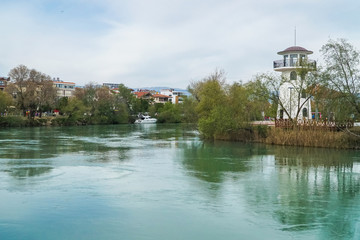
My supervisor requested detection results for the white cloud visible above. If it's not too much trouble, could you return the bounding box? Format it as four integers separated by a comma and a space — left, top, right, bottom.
1, 0, 360, 88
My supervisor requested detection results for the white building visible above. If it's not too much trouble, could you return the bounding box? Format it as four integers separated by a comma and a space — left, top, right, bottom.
274, 46, 316, 120
53, 78, 75, 98
160, 89, 184, 104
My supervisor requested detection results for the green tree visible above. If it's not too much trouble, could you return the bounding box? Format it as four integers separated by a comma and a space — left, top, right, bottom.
0, 91, 13, 114
181, 96, 198, 123
115, 84, 135, 112
156, 102, 182, 123
62, 97, 89, 124
131, 98, 150, 114
191, 70, 252, 139
244, 80, 271, 120
190, 70, 276, 139
56, 97, 69, 114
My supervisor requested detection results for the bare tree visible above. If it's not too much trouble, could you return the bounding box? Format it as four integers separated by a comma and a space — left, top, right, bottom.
255, 61, 318, 121
320, 38, 360, 117
7, 65, 57, 118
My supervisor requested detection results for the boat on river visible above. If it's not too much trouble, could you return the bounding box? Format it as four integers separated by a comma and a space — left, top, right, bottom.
134, 115, 157, 124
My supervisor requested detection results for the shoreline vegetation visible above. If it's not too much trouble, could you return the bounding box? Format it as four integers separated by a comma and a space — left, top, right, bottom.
1, 38, 360, 149
210, 124, 360, 149
1, 115, 359, 149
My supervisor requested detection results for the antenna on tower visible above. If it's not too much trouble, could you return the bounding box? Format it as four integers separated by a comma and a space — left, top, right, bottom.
294, 26, 297, 46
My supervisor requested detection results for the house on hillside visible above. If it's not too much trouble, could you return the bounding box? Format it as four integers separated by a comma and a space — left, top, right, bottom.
273, 46, 316, 120
152, 94, 170, 104
0, 77, 10, 91
103, 83, 121, 89
160, 89, 184, 104
134, 91, 153, 100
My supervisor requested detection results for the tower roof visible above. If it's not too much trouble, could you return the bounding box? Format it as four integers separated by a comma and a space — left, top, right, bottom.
277, 46, 313, 55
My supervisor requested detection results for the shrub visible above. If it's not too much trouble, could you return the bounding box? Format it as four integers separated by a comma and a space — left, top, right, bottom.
0, 116, 27, 127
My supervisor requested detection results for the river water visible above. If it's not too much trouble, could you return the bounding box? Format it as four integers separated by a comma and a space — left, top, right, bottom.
0, 124, 359, 240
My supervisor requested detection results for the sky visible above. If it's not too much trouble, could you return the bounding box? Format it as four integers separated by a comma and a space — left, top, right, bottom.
1, 0, 360, 89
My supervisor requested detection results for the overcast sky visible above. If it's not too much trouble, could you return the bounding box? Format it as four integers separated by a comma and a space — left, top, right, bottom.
0, 0, 360, 88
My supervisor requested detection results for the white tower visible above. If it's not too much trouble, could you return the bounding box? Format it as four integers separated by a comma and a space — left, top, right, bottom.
273, 46, 316, 120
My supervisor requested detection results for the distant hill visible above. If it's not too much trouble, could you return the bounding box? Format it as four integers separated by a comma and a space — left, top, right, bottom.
133, 86, 190, 95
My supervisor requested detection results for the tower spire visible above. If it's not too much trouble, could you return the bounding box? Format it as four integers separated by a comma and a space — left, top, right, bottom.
294, 26, 297, 46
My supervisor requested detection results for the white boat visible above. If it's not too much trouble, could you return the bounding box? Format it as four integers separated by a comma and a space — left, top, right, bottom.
134, 115, 157, 124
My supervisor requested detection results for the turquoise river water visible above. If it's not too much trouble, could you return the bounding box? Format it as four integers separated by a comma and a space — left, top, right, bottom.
0, 124, 360, 240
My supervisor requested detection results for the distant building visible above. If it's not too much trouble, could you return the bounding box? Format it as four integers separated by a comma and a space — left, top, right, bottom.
0, 77, 10, 91
53, 78, 75, 98
134, 91, 152, 100
103, 83, 121, 89
152, 94, 170, 104
160, 89, 184, 104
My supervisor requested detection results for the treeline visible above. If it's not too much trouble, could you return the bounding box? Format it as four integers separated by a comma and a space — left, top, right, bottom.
0, 65, 198, 126
0, 84, 198, 127
54, 85, 198, 125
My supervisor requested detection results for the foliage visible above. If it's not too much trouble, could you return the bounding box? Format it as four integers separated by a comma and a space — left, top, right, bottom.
320, 38, 360, 118
0, 91, 13, 113
6, 65, 57, 118
131, 98, 150, 114
189, 70, 266, 139
181, 96, 198, 123
62, 97, 89, 125
56, 97, 68, 114
0, 116, 26, 127
156, 102, 182, 123
255, 64, 319, 121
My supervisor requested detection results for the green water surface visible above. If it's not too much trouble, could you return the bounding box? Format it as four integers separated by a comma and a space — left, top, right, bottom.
0, 124, 359, 240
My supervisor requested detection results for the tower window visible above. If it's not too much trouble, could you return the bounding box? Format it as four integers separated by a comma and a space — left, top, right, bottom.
290, 54, 298, 66
302, 108, 308, 118
301, 90, 306, 98
280, 109, 284, 119
290, 71, 297, 80
300, 54, 306, 65
283, 55, 289, 67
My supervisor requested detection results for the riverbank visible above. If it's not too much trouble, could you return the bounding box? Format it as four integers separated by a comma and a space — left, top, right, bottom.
1, 116, 359, 149
201, 124, 360, 149
0, 115, 131, 127
262, 127, 360, 149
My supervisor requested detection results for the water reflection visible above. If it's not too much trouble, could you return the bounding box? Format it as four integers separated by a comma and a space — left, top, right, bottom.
2, 126, 136, 158
0, 126, 135, 180
181, 141, 260, 183
252, 146, 360, 239
8, 166, 53, 178
181, 141, 360, 239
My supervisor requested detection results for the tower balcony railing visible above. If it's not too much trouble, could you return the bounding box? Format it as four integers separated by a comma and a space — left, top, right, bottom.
273, 59, 316, 69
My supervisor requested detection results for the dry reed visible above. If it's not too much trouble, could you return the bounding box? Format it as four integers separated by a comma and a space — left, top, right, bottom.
262, 127, 360, 149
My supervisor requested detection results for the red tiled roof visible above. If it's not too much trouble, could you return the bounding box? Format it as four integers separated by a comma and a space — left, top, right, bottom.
0, 77, 10, 81
134, 91, 152, 98
53, 81, 75, 85
152, 94, 170, 98
278, 46, 313, 55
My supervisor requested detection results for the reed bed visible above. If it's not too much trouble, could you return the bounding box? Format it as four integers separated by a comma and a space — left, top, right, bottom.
262, 127, 360, 149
